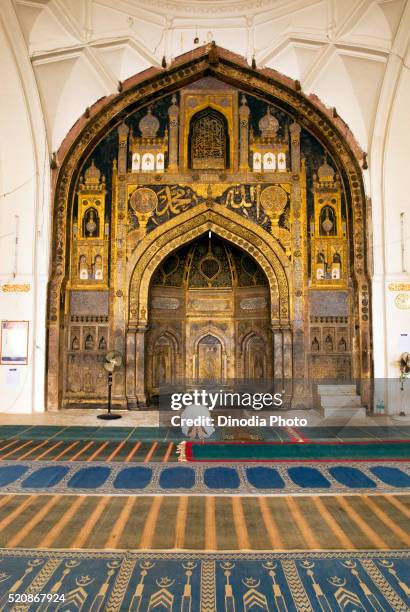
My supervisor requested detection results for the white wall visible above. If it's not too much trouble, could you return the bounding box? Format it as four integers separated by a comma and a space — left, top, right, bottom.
370, 3, 410, 414
0, 2, 49, 413
378, 50, 410, 413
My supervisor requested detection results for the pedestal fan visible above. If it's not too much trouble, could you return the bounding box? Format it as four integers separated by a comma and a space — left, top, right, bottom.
399, 352, 410, 417
97, 351, 123, 420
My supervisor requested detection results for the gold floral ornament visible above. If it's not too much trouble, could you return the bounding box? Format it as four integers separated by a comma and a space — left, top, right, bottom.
395, 293, 410, 309
1, 284, 30, 292
130, 187, 158, 236
260, 185, 287, 224
260, 185, 291, 256
389, 283, 410, 292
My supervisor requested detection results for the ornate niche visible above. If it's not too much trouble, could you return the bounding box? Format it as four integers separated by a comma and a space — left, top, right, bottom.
71, 161, 109, 287
64, 290, 109, 405
188, 107, 229, 170
129, 107, 168, 173
310, 160, 348, 288
243, 333, 267, 380
308, 290, 351, 381
179, 86, 237, 173
197, 334, 224, 381
250, 107, 288, 172
152, 333, 176, 389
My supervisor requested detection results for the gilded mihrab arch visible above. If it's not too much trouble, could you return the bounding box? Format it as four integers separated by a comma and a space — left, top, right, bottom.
47, 44, 372, 411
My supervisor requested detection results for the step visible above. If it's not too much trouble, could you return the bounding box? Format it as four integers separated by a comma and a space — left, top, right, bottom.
320, 395, 362, 408
317, 385, 357, 395
323, 406, 367, 419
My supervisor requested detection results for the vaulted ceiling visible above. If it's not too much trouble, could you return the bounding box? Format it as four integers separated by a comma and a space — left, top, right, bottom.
13, 0, 409, 152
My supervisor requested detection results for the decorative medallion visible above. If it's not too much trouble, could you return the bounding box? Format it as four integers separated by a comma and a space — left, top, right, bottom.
260, 186, 287, 221
395, 293, 410, 309
130, 188, 158, 214
321, 209, 334, 234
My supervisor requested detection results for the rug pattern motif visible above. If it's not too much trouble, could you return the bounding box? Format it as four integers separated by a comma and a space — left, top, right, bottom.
0, 460, 408, 495
0, 550, 408, 611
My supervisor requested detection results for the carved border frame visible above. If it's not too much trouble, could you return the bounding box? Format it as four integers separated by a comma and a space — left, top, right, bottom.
47, 45, 371, 409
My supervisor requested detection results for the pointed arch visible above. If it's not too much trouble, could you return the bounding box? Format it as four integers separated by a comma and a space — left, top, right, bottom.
128, 203, 290, 327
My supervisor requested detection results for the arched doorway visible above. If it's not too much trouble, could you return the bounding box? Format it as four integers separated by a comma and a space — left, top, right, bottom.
145, 233, 273, 402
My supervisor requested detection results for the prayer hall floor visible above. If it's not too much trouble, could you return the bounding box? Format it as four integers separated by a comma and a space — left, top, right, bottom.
0, 416, 408, 610
0, 493, 408, 551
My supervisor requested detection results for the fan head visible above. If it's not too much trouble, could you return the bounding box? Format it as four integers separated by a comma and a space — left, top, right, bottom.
104, 351, 123, 371
400, 352, 410, 375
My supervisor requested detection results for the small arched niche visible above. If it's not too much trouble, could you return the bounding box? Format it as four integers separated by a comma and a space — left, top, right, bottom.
188, 107, 229, 170
319, 205, 337, 236
197, 334, 223, 381
243, 333, 266, 380
82, 207, 100, 238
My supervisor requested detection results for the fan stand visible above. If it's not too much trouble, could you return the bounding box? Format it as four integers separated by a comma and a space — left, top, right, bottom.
98, 372, 122, 420
392, 374, 410, 421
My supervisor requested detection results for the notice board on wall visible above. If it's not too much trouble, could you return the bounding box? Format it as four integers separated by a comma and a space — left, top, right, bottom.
0, 321, 29, 365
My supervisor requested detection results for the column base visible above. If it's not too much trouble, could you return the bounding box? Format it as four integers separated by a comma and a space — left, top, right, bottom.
127, 395, 148, 410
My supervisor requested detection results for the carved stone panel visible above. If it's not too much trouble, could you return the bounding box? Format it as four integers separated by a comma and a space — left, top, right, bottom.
70, 291, 109, 315
310, 291, 348, 317
240, 297, 267, 310
151, 297, 180, 310
197, 335, 223, 381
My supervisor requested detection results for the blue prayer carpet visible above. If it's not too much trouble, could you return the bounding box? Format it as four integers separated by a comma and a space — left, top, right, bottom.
288, 466, 332, 488
0, 460, 408, 495
245, 466, 285, 489
113, 466, 153, 490
0, 549, 408, 611
328, 466, 377, 489
203, 467, 241, 489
